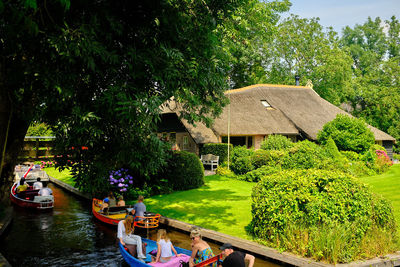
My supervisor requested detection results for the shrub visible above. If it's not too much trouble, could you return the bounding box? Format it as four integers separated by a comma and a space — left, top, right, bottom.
231, 156, 254, 175
201, 143, 233, 163
317, 114, 375, 153
282, 140, 327, 170
341, 150, 360, 161
374, 150, 393, 173
250, 169, 396, 263
243, 165, 281, 182
164, 151, 204, 191
323, 137, 342, 160
215, 165, 235, 177
250, 150, 270, 169
260, 134, 294, 150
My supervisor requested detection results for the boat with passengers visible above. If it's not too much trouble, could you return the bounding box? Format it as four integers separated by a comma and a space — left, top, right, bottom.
10, 164, 54, 210
119, 238, 222, 267
92, 198, 161, 228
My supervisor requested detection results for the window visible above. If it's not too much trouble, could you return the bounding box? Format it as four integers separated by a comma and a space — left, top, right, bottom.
260, 100, 271, 108
183, 136, 189, 150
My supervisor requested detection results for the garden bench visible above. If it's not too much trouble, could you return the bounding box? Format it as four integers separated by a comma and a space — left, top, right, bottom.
200, 154, 219, 171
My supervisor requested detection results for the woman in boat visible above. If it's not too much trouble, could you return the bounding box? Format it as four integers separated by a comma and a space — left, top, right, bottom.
189, 229, 217, 267
117, 215, 146, 260
151, 229, 181, 263
108, 192, 116, 207
16, 178, 29, 197
117, 195, 125, 206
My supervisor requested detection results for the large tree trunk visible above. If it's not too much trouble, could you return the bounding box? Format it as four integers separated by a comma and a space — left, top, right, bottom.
0, 90, 30, 203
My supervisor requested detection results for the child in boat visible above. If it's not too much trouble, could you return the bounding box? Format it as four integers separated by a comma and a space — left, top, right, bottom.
100, 198, 109, 212
117, 195, 125, 206
151, 229, 181, 263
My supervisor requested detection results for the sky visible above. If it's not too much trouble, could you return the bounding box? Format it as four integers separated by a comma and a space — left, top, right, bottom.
282, 0, 400, 34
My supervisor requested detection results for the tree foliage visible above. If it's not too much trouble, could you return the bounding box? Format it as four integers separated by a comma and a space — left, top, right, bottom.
1, 0, 284, 195
317, 114, 375, 153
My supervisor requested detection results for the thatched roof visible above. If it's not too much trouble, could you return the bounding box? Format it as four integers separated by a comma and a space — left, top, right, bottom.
161, 84, 395, 143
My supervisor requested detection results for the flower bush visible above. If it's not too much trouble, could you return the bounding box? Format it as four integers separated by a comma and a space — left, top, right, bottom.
375, 150, 393, 173
108, 168, 134, 193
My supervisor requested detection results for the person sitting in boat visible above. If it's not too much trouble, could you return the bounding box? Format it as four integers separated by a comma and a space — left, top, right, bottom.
16, 178, 29, 197
131, 195, 146, 220
151, 229, 182, 263
38, 182, 53, 196
189, 228, 217, 267
100, 198, 109, 213
108, 192, 116, 207
218, 243, 255, 267
117, 195, 125, 206
117, 215, 147, 261
33, 177, 43, 190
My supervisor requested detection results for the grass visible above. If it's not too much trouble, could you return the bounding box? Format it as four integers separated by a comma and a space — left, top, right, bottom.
146, 175, 254, 239
360, 163, 400, 233
44, 167, 76, 187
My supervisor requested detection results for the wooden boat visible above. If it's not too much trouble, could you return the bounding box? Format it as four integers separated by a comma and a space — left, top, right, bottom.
119, 238, 222, 267
92, 198, 131, 225
10, 183, 54, 210
92, 198, 161, 227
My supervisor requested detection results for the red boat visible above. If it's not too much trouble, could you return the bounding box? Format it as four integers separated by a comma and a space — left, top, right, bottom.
10, 183, 54, 210
92, 198, 130, 225
92, 198, 161, 228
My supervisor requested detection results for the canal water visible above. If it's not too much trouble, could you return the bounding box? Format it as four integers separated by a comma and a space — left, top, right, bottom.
0, 183, 280, 266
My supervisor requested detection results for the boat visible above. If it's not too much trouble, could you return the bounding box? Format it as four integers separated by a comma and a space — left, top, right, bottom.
10, 182, 54, 210
92, 198, 130, 225
92, 198, 161, 227
119, 238, 222, 267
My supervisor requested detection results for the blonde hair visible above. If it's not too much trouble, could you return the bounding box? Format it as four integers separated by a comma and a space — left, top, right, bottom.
157, 229, 169, 242
118, 195, 124, 201
138, 195, 144, 201
190, 229, 202, 239
124, 215, 135, 234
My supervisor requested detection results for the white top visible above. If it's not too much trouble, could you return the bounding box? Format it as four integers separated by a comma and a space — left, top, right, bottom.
33, 181, 43, 189
159, 239, 173, 257
39, 187, 52, 196
117, 220, 128, 240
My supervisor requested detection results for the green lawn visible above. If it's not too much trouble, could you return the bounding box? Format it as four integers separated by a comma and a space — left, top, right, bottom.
45, 167, 76, 187
146, 175, 254, 240
360, 163, 400, 233
44, 163, 400, 241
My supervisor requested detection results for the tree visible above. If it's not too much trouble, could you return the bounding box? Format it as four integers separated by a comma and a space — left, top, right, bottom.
317, 114, 375, 153
218, 0, 290, 88
341, 16, 400, 149
1, 0, 288, 198
264, 15, 354, 105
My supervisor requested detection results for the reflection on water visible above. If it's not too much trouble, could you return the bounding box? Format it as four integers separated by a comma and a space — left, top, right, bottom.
0, 183, 280, 266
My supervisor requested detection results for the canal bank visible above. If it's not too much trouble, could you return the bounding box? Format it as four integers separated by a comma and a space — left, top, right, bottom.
0, 207, 12, 267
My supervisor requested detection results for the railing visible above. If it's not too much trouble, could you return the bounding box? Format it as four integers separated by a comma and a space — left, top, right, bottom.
19, 136, 56, 161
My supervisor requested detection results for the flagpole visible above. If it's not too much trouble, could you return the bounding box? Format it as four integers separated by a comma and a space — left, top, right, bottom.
227, 91, 231, 170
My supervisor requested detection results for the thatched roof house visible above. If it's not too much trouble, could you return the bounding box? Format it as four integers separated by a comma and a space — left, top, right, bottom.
158, 84, 395, 156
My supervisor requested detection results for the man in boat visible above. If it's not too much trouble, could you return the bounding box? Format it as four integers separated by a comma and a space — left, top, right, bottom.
218, 243, 255, 267
131, 195, 146, 220
33, 178, 43, 190
38, 182, 53, 196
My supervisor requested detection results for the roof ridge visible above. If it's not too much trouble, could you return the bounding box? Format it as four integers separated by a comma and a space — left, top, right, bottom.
226, 84, 309, 94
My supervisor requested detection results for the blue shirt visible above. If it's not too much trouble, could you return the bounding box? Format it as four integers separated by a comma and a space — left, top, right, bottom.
133, 202, 146, 217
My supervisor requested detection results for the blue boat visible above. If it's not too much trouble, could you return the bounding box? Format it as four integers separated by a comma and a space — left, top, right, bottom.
119, 238, 191, 267
119, 238, 222, 267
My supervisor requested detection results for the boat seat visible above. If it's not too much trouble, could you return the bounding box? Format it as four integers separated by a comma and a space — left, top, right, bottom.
102, 205, 133, 215
21, 189, 40, 200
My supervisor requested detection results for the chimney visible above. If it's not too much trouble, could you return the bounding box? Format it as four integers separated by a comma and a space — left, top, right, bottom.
295, 75, 300, 86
